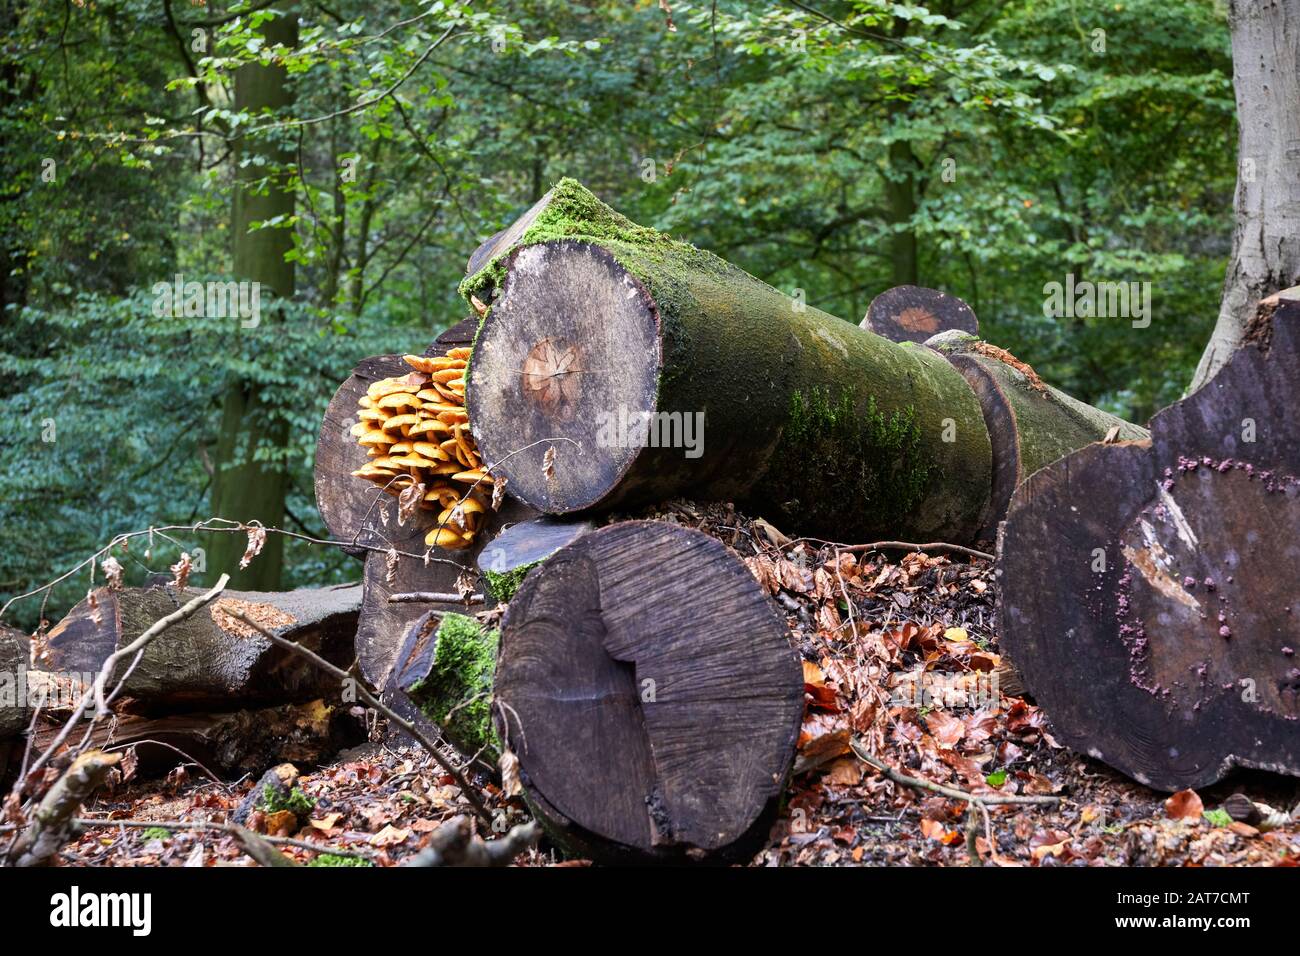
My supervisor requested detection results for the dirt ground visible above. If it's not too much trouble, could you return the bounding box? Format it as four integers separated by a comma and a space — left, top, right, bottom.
54, 502, 1300, 867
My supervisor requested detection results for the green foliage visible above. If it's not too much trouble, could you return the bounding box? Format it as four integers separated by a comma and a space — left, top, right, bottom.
0, 0, 1240, 621
140, 827, 173, 841
259, 783, 316, 817
1203, 808, 1232, 828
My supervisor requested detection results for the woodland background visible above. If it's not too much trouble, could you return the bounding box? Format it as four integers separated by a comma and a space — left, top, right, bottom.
0, 0, 1236, 627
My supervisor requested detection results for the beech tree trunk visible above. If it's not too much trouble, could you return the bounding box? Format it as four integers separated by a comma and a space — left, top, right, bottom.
1190, 0, 1300, 392
464, 180, 994, 544
999, 290, 1300, 791
207, 4, 298, 588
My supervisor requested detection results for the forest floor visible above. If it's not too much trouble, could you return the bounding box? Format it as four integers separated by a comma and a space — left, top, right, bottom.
54, 502, 1300, 867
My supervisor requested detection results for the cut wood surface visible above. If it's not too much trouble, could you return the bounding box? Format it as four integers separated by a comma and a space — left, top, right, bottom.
862, 284, 979, 344
493, 520, 803, 863
475, 516, 594, 601
32, 583, 361, 711
999, 290, 1300, 791
465, 180, 993, 544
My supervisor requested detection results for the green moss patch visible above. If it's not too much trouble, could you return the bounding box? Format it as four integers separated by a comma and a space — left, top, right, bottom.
408, 613, 500, 758
259, 784, 315, 817
308, 853, 372, 867
483, 560, 542, 603
761, 386, 932, 535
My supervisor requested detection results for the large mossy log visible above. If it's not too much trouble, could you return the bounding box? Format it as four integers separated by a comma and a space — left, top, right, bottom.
928, 331, 1148, 537
999, 288, 1300, 791
32, 584, 361, 711
464, 179, 994, 544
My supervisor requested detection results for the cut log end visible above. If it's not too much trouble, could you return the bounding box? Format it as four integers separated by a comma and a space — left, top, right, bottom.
999, 296, 1300, 791
862, 285, 978, 344
467, 240, 661, 515
492, 520, 802, 863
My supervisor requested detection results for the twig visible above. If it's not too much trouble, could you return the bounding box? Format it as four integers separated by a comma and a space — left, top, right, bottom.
849, 738, 1059, 806
403, 815, 541, 867
9, 750, 121, 867
388, 591, 484, 605
812, 539, 994, 561
225, 610, 492, 826
17, 574, 231, 787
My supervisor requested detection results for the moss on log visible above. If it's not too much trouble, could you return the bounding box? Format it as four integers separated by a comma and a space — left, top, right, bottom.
465, 179, 993, 543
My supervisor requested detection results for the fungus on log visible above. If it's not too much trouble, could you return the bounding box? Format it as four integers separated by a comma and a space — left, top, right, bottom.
464, 179, 994, 544
315, 319, 534, 689
862, 285, 979, 344
929, 331, 1148, 538
492, 520, 803, 863
32, 584, 361, 711
998, 288, 1300, 791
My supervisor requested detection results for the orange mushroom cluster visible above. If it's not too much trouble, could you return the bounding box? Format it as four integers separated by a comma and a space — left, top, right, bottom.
350, 349, 492, 550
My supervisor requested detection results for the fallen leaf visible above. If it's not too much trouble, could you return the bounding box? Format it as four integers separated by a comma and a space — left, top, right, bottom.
1165, 789, 1204, 820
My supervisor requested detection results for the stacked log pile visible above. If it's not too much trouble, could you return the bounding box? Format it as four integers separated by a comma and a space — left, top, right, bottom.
8, 179, 1295, 866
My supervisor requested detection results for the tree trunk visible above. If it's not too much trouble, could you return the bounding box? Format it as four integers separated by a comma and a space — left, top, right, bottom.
32, 583, 360, 711
862, 285, 979, 344
207, 4, 298, 589
466, 520, 801, 864
464, 180, 994, 544
999, 290, 1300, 791
28, 700, 358, 776
1190, 0, 1300, 392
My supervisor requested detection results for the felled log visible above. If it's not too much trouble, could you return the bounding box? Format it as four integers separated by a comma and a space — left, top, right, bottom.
492, 520, 803, 864
928, 331, 1148, 537
862, 285, 979, 344
32, 584, 361, 711
27, 700, 358, 776
464, 179, 994, 544
999, 288, 1300, 791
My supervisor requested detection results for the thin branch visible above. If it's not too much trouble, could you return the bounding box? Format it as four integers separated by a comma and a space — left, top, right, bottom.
17, 575, 231, 788
224, 610, 492, 825
850, 737, 1059, 806
388, 591, 484, 605
74, 817, 377, 864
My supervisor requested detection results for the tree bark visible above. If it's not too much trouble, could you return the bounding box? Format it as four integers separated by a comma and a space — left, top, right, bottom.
928, 332, 1148, 538
28, 700, 359, 776
999, 290, 1300, 790
32, 583, 360, 711
1190, 0, 1300, 392
207, 4, 298, 588
464, 180, 994, 544
0, 624, 29, 738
